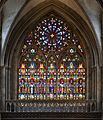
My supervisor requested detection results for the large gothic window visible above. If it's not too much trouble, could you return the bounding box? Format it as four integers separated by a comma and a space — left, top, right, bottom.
18, 15, 86, 100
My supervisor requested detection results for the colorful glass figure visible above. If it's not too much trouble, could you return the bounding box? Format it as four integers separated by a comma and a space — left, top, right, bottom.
37, 63, 46, 99
58, 64, 67, 99
47, 64, 56, 99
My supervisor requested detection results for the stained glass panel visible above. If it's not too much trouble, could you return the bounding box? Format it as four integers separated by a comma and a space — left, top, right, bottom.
18, 15, 86, 100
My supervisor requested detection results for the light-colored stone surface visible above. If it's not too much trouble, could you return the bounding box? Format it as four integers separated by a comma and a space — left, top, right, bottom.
78, 0, 101, 47
16, 0, 45, 21
2, 0, 26, 49
59, 0, 89, 25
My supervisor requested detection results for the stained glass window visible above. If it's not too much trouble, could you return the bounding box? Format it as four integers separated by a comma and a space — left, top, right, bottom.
18, 15, 86, 100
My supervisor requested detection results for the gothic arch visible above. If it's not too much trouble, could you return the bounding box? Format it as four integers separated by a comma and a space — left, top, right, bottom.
2, 0, 101, 111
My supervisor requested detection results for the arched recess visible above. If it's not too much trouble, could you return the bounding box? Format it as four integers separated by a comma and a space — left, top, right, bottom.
2, 0, 101, 111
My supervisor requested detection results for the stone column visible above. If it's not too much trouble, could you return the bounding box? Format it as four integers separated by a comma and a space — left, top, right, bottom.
0, 66, 2, 111
88, 66, 97, 100
91, 66, 97, 100
88, 66, 92, 99
101, 13, 103, 115
0, 8, 2, 112
96, 65, 102, 111
10, 64, 16, 100
1, 66, 6, 111
101, 67, 103, 118
89, 64, 102, 111
5, 66, 11, 100
1, 65, 11, 111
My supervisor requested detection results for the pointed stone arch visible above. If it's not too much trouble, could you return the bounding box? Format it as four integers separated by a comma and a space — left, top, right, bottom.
1, 0, 101, 111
